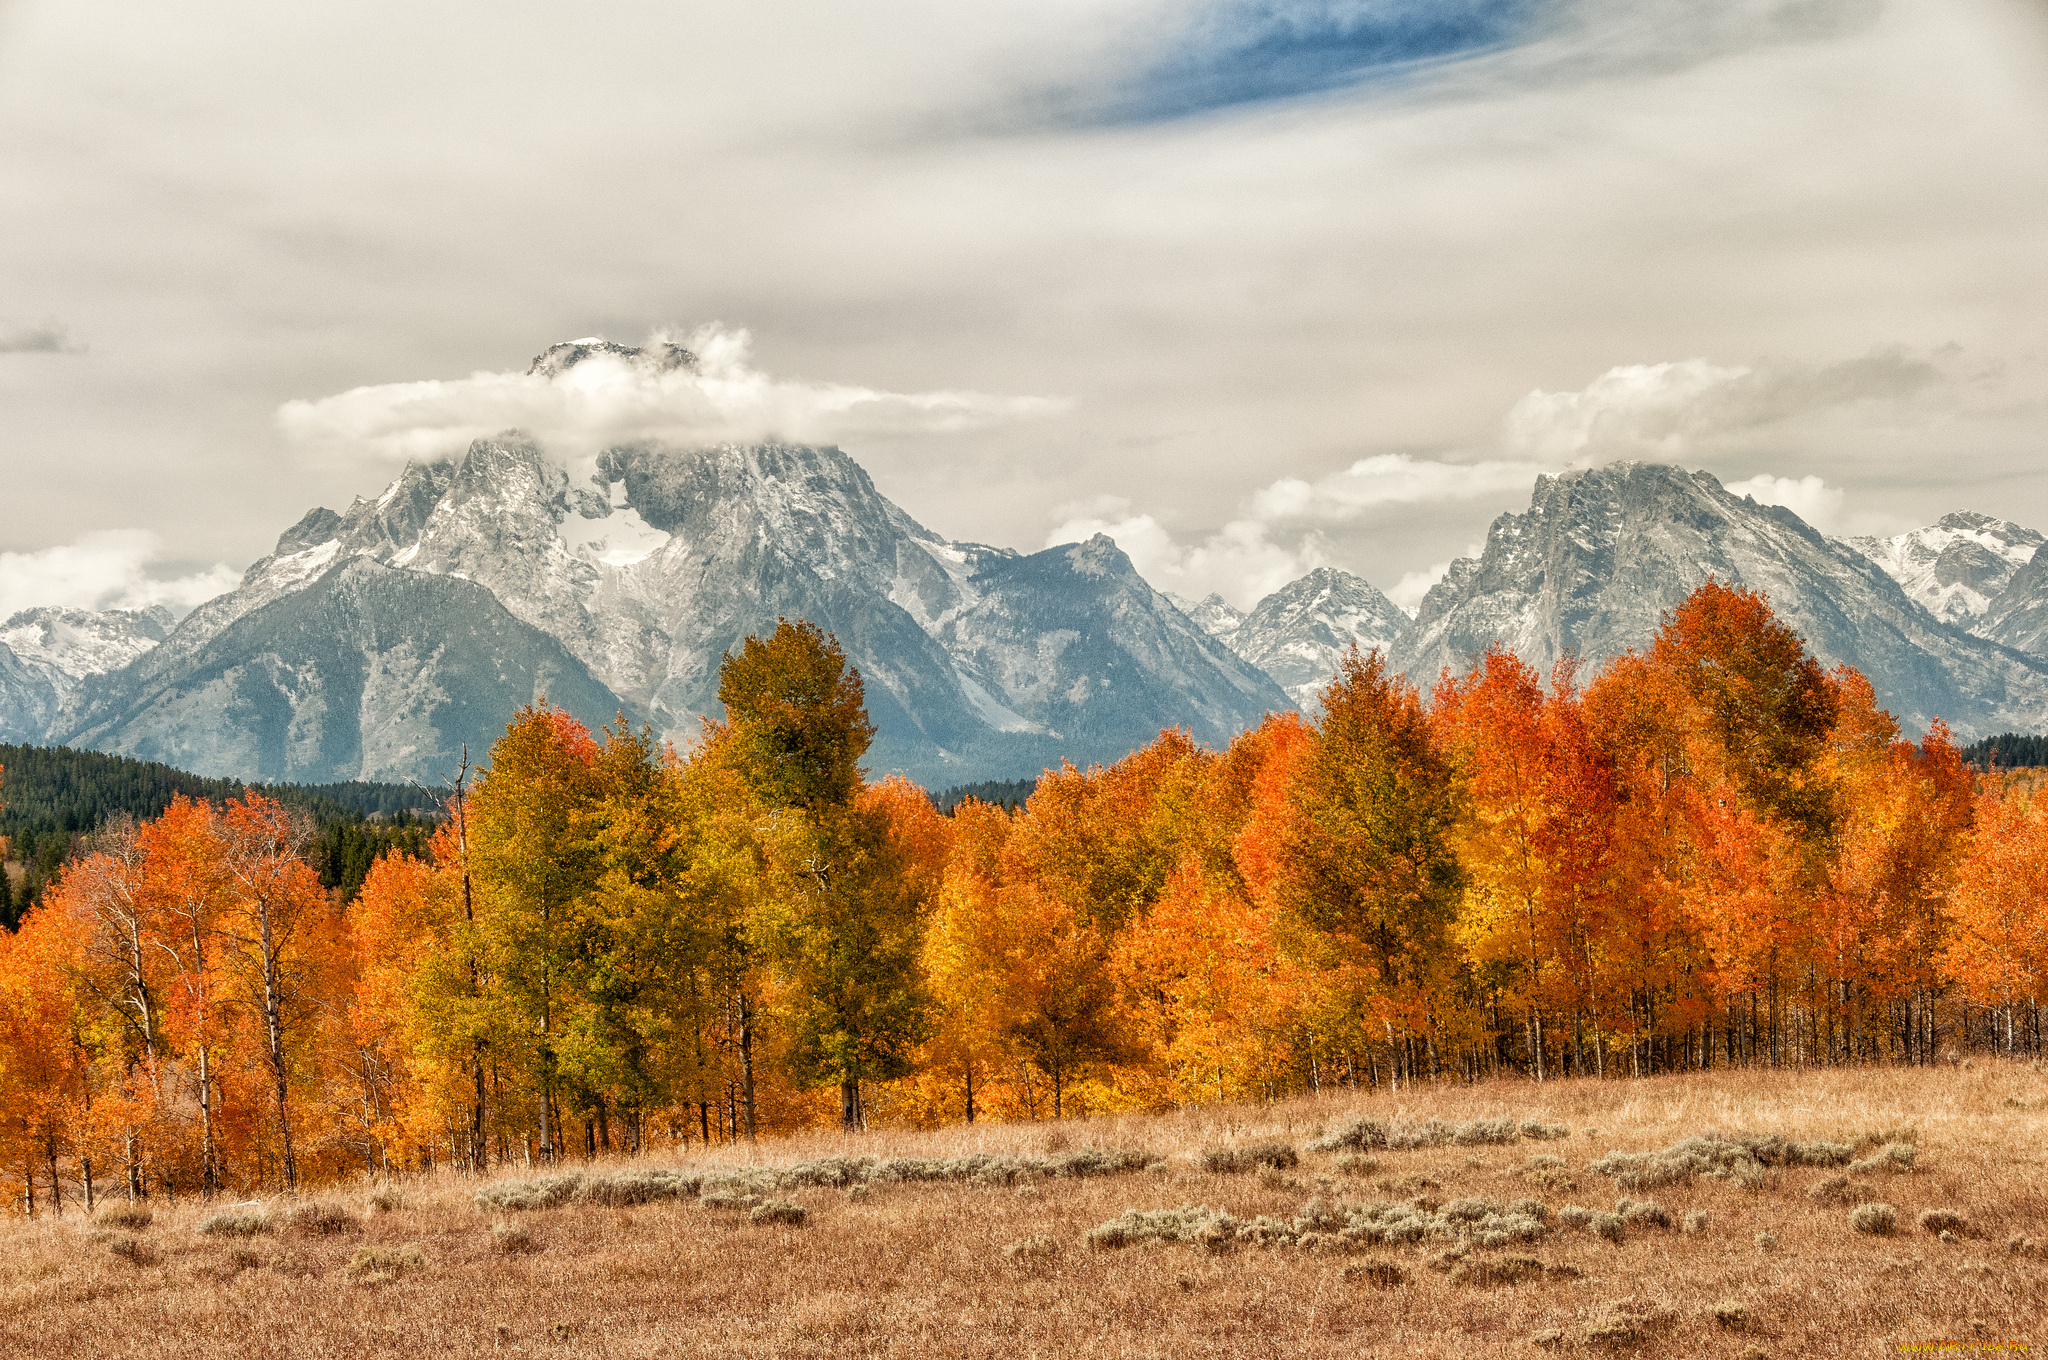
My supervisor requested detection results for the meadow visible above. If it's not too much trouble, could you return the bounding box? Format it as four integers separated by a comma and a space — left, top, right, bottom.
2, 1061, 2041, 1359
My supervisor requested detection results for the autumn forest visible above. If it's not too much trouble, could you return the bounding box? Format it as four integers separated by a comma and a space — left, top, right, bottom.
2, 582, 2045, 1213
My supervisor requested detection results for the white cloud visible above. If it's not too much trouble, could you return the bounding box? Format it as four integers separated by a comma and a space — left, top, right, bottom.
1387, 546, 1482, 614
1248, 453, 1551, 522
1046, 497, 1320, 609
1049, 456, 1548, 609
0, 532, 238, 620
278, 324, 1068, 463
1722, 473, 1848, 533
1505, 350, 1944, 461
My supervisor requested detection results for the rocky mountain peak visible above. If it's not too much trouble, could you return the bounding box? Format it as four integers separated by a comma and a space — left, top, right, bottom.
527, 337, 698, 379
1166, 592, 1247, 640
1225, 566, 1410, 711
1392, 461, 2048, 740
1845, 511, 2045, 629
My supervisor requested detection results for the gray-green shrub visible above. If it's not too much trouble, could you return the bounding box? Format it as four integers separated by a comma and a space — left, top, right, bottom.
198, 1209, 270, 1238
1850, 1202, 1898, 1235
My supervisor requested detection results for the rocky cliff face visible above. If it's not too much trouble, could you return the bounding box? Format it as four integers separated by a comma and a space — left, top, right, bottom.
1390, 462, 2048, 739
1217, 568, 1410, 710
1846, 512, 2045, 630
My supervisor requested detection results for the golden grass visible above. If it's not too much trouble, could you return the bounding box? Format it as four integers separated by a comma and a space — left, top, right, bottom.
2, 1060, 2043, 1357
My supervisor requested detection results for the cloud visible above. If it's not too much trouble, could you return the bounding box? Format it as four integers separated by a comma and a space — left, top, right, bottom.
0, 321, 82, 354
1722, 472, 1851, 534
1046, 496, 1323, 608
278, 324, 1068, 463
1505, 349, 1944, 460
1386, 546, 1482, 613
0, 532, 239, 620
1248, 453, 1551, 522
1050, 455, 1547, 609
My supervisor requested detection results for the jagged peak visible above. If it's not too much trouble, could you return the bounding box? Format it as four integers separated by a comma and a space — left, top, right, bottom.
527, 337, 698, 380
1063, 532, 1135, 579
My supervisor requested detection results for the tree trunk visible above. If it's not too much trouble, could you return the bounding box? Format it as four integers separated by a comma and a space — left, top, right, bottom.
256, 892, 298, 1191
739, 991, 758, 1141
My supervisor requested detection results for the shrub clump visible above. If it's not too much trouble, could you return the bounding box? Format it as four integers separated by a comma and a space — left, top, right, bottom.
369, 1186, 403, 1213
1589, 1130, 1850, 1191
1202, 1141, 1299, 1174
1809, 1174, 1855, 1204
1755, 1231, 1777, 1251
474, 1146, 1159, 1213
1087, 1193, 1548, 1254
1682, 1209, 1709, 1235
1309, 1115, 1568, 1154
1334, 1153, 1380, 1175
198, 1209, 271, 1238
492, 1222, 537, 1254
1592, 1213, 1626, 1243
107, 1235, 159, 1267
1919, 1208, 1966, 1236
1849, 1202, 1898, 1236
1557, 1205, 1593, 1231
284, 1201, 355, 1236
1849, 1142, 1918, 1176
346, 1245, 425, 1284
749, 1200, 806, 1227
1584, 1298, 1677, 1348
1003, 1235, 1061, 1262
1712, 1300, 1749, 1329
1616, 1198, 1671, 1229
95, 1204, 153, 1231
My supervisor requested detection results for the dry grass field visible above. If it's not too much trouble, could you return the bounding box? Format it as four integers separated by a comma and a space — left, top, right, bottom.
3, 1061, 2044, 1359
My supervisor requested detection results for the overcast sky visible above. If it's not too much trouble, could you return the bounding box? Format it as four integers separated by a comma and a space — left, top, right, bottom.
1, 0, 2044, 617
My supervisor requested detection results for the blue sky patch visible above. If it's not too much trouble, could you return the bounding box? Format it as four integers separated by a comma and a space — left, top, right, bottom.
1088, 0, 1541, 125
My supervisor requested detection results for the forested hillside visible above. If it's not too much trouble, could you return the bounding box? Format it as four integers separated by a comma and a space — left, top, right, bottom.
2, 587, 2044, 1209
0, 744, 441, 927
1961, 732, 2048, 768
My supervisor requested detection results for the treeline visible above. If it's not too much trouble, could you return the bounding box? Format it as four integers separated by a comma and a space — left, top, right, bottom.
0, 744, 441, 926
929, 779, 1035, 814
1961, 732, 2048, 770
4, 586, 2047, 1212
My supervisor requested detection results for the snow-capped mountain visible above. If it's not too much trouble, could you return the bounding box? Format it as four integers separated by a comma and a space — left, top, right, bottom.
1391, 463, 2048, 739
1845, 512, 2045, 630
1165, 592, 1247, 641
0, 606, 177, 742
1218, 568, 1410, 710
55, 340, 1288, 783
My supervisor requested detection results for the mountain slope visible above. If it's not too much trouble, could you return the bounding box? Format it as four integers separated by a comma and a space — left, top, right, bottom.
1846, 512, 2045, 631
1980, 546, 2048, 658
1224, 567, 1410, 709
62, 560, 627, 783
0, 606, 176, 741
1390, 462, 2048, 739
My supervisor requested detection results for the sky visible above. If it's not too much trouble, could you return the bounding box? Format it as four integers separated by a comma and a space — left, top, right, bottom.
0, 0, 2044, 618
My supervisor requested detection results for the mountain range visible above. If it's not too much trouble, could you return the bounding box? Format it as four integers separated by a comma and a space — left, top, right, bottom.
7, 340, 2047, 785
